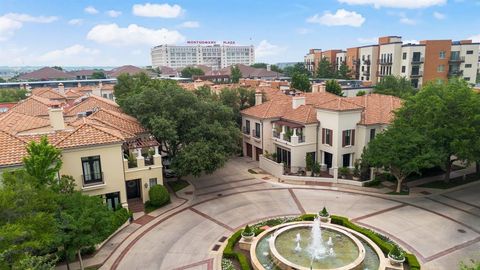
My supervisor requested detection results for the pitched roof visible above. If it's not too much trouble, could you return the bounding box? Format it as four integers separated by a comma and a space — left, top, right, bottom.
54, 122, 124, 149
315, 98, 364, 112
0, 111, 51, 133
10, 95, 61, 116
347, 94, 403, 125
0, 130, 27, 167
17, 67, 75, 80
64, 89, 83, 99
107, 65, 147, 78
212, 64, 282, 78
66, 95, 121, 116
31, 88, 67, 100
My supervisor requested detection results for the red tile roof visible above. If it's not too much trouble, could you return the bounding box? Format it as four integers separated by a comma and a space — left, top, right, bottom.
10, 95, 61, 116
17, 67, 75, 81
0, 130, 28, 167
65, 95, 121, 116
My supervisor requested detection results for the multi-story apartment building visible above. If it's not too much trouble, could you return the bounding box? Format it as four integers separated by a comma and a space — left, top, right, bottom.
307, 36, 480, 87
335, 51, 347, 70
240, 88, 401, 173
0, 91, 163, 211
151, 43, 255, 70
304, 49, 322, 73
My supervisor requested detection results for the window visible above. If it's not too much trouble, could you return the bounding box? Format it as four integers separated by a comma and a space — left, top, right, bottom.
465, 64, 472, 68
149, 178, 158, 187
342, 154, 351, 167
466, 50, 474, 55
370, 129, 376, 140
401, 66, 406, 73
81, 156, 103, 185
439, 51, 446, 59
254, 123, 261, 138
402, 52, 407, 60
244, 120, 250, 134
465, 77, 471, 81
437, 65, 445, 72
103, 192, 120, 210
342, 129, 355, 147
322, 128, 333, 146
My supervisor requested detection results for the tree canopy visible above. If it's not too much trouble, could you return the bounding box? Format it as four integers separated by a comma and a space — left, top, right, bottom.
23, 137, 62, 187
315, 57, 335, 78
181, 67, 205, 78
115, 75, 240, 177
374, 75, 416, 98
336, 62, 352, 80
250, 63, 267, 69
230, 65, 242, 83
283, 63, 311, 77
0, 88, 28, 102
325, 80, 343, 96
90, 71, 106, 79
291, 72, 311, 92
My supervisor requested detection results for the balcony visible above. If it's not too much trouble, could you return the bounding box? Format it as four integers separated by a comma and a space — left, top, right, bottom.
449, 56, 465, 63
242, 126, 250, 135
82, 172, 104, 187
410, 71, 423, 78
283, 133, 291, 142
378, 59, 393, 65
252, 129, 261, 139
411, 57, 424, 64
352, 59, 360, 65
298, 135, 305, 143
273, 130, 280, 138
363, 70, 371, 76
448, 70, 463, 77
363, 59, 371, 65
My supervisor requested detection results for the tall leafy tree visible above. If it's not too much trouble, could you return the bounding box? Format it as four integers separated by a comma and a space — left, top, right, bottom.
270, 65, 283, 73
90, 71, 106, 79
250, 63, 267, 69
337, 62, 352, 80
230, 65, 242, 83
115, 75, 240, 178
315, 57, 335, 78
284, 63, 310, 77
325, 80, 343, 96
394, 79, 480, 182
291, 72, 311, 92
181, 67, 205, 78
374, 75, 416, 98
23, 137, 62, 187
0, 88, 28, 102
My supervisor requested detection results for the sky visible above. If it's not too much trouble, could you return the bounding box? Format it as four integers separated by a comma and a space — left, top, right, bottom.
0, 0, 479, 67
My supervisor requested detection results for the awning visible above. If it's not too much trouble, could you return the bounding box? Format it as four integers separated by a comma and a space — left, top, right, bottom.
123, 136, 159, 150
272, 120, 304, 128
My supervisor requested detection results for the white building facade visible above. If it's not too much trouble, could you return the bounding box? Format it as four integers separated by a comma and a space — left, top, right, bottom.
151, 43, 255, 70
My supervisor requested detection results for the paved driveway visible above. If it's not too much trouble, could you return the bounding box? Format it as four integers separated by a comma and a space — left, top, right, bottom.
111, 158, 480, 270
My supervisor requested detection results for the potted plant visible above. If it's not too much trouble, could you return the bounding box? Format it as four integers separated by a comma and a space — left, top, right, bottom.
241, 224, 255, 242
353, 160, 361, 181
306, 154, 314, 176
339, 167, 350, 179
318, 207, 330, 222
312, 162, 321, 177
388, 245, 405, 265
271, 152, 277, 162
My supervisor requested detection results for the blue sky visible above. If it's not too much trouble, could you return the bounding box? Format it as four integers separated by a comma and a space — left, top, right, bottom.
0, 0, 479, 66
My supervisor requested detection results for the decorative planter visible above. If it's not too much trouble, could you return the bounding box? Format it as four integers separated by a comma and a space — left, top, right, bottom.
241, 233, 255, 242
352, 176, 360, 181
319, 215, 330, 223
341, 175, 347, 179
306, 171, 312, 177
388, 253, 405, 265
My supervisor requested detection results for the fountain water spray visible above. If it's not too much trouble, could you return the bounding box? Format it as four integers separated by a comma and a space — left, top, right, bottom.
327, 236, 333, 246
308, 215, 328, 261
294, 242, 302, 252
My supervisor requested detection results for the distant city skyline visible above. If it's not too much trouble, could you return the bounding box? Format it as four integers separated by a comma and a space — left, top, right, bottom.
0, 0, 479, 66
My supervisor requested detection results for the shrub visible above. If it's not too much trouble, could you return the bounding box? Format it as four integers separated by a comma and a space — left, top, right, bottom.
242, 224, 254, 236
312, 162, 321, 175
339, 167, 350, 177
149, 185, 170, 207
406, 253, 421, 270
319, 207, 329, 217
389, 244, 405, 260
298, 214, 316, 221
111, 207, 131, 230
223, 230, 252, 270
221, 258, 235, 270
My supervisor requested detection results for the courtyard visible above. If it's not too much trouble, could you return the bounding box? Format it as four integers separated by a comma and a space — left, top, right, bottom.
97, 158, 480, 270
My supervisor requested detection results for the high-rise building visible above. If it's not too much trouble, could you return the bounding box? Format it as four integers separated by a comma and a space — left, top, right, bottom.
306, 36, 480, 87
151, 42, 255, 70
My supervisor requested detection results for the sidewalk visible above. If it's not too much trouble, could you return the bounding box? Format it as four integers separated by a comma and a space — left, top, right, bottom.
406, 165, 476, 187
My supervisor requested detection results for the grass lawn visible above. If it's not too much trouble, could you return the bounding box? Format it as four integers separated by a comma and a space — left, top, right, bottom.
167, 179, 190, 192
419, 173, 479, 189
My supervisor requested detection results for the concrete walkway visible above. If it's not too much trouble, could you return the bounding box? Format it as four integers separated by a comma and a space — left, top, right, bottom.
61, 157, 480, 270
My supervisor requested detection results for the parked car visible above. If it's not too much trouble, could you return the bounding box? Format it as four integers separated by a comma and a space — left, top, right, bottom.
163, 168, 177, 178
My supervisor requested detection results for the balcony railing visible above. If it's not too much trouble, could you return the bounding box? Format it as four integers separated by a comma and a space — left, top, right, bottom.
410, 71, 423, 77
82, 172, 104, 187
363, 59, 371, 65
144, 156, 154, 166
363, 70, 370, 76
411, 57, 424, 64
449, 56, 465, 63
242, 126, 250, 135
252, 129, 260, 139
298, 135, 305, 143
448, 70, 463, 77
378, 59, 393, 65
273, 130, 280, 138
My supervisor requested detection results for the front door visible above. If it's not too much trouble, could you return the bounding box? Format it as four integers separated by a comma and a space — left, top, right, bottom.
126, 179, 141, 199
246, 143, 252, 158
324, 152, 333, 169
255, 147, 263, 161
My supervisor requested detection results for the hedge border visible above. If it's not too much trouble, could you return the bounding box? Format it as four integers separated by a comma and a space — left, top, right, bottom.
222, 214, 420, 270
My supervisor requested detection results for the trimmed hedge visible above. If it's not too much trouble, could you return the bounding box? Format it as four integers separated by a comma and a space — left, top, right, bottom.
149, 185, 170, 207
223, 230, 251, 270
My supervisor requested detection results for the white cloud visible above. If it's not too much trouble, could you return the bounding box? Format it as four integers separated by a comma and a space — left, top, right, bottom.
87, 23, 185, 46
132, 3, 183, 18
37, 44, 101, 66
106, 10, 122, 18
85, 6, 99, 15
178, 21, 199, 28
255, 40, 287, 58
357, 37, 377, 44
400, 17, 416, 25
307, 9, 365, 27
68, 18, 83, 26
337, 0, 446, 9
433, 11, 445, 19
0, 13, 57, 41
468, 34, 480, 43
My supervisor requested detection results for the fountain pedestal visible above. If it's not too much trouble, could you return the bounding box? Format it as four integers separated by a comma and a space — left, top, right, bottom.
239, 237, 254, 251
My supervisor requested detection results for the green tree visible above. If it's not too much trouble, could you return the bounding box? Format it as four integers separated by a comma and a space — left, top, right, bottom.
284, 63, 310, 77
315, 57, 335, 78
394, 79, 480, 182
181, 66, 205, 78
230, 65, 242, 83
270, 65, 283, 73
356, 90, 366, 96
194, 85, 217, 101
51, 66, 63, 71
0, 77, 5, 83
115, 75, 240, 178
218, 87, 255, 126
90, 71, 106, 79
460, 259, 480, 270
325, 80, 343, 96
23, 137, 62, 187
250, 63, 267, 69
0, 88, 28, 102
337, 62, 351, 80
291, 72, 311, 92
363, 124, 439, 193
374, 76, 416, 98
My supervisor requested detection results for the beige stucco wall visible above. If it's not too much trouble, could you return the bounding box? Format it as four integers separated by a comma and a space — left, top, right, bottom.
452, 43, 479, 84
59, 143, 128, 207
123, 155, 163, 203
401, 45, 426, 87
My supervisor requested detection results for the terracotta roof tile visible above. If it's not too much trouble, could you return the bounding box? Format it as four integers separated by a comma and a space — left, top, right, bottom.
66, 95, 121, 116
54, 122, 124, 149
0, 130, 27, 167
0, 111, 51, 133
31, 88, 67, 100
10, 95, 61, 116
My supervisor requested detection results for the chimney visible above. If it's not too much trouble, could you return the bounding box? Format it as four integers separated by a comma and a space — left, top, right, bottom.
266, 64, 271, 71
57, 83, 65, 95
255, 91, 263, 106
49, 106, 65, 131
292, 96, 306, 109
319, 82, 326, 93
77, 82, 82, 87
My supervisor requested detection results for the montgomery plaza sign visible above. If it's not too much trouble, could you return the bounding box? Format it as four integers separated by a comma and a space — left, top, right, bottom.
186, 40, 236, 45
